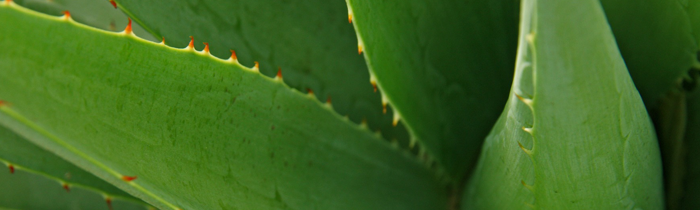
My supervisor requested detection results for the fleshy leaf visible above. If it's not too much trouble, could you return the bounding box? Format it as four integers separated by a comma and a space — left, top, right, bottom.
0, 124, 146, 205
0, 168, 148, 210
0, 3, 447, 210
112, 0, 409, 144
461, 0, 664, 209
345, 0, 520, 179
14, 0, 155, 41
600, 0, 700, 108
599, 1, 700, 207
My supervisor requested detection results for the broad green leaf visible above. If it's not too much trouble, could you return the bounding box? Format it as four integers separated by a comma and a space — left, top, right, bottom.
599, 0, 700, 108
0, 168, 148, 210
14, 0, 155, 41
0, 124, 145, 205
345, 0, 520, 179
0, 3, 447, 210
681, 89, 700, 210
462, 0, 663, 209
112, 0, 409, 144
600, 1, 700, 207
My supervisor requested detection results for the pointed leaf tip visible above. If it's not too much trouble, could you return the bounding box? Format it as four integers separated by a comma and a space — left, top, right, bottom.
109, 0, 116, 8
121, 175, 137, 182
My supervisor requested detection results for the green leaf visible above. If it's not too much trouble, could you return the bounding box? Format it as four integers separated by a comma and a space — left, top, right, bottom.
14, 0, 155, 41
112, 0, 409, 144
0, 168, 147, 210
0, 124, 145, 205
461, 0, 664, 209
0, 3, 447, 210
600, 0, 700, 107
345, 0, 520, 179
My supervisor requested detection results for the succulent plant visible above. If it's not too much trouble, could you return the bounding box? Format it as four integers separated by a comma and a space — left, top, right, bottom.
0, 0, 698, 209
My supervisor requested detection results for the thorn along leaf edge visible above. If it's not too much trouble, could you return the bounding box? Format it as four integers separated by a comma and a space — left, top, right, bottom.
0, 2, 423, 209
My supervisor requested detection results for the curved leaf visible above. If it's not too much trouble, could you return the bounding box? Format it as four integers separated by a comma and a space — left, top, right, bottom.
600, 0, 700, 108
112, 0, 409, 144
0, 3, 447, 210
0, 168, 147, 210
345, 0, 520, 179
461, 0, 663, 209
15, 0, 155, 41
0, 124, 145, 204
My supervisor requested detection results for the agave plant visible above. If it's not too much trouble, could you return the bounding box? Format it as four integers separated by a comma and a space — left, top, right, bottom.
0, 0, 698, 209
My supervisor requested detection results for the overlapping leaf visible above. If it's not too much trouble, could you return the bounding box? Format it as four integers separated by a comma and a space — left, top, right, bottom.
112, 0, 409, 144
0, 124, 145, 206
0, 3, 447, 210
345, 0, 520, 179
461, 0, 663, 209
0, 168, 146, 210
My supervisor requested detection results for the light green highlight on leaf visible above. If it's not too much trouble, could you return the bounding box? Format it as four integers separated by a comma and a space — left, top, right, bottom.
462, 0, 664, 209
0, 168, 147, 210
112, 0, 408, 144
0, 124, 145, 205
0, 3, 447, 210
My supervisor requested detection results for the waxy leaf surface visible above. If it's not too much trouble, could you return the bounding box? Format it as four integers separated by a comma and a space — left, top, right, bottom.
113, 0, 409, 144
0, 3, 447, 210
345, 0, 520, 179
462, 0, 663, 209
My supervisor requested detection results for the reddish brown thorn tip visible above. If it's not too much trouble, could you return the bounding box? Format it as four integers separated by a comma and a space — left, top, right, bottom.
161, 37, 165, 44
326, 96, 332, 104
188, 36, 194, 49
0, 100, 6, 107
348, 14, 352, 23
254, 61, 260, 70
382, 104, 387, 114
109, 0, 117, 8
121, 175, 137, 182
307, 88, 314, 95
124, 18, 133, 34
62, 11, 71, 19
230, 50, 238, 61
62, 183, 70, 192
8, 164, 14, 174
203, 42, 210, 53
106, 198, 114, 210
5, 0, 12, 5
276, 67, 283, 79
358, 45, 363, 54
371, 82, 377, 92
